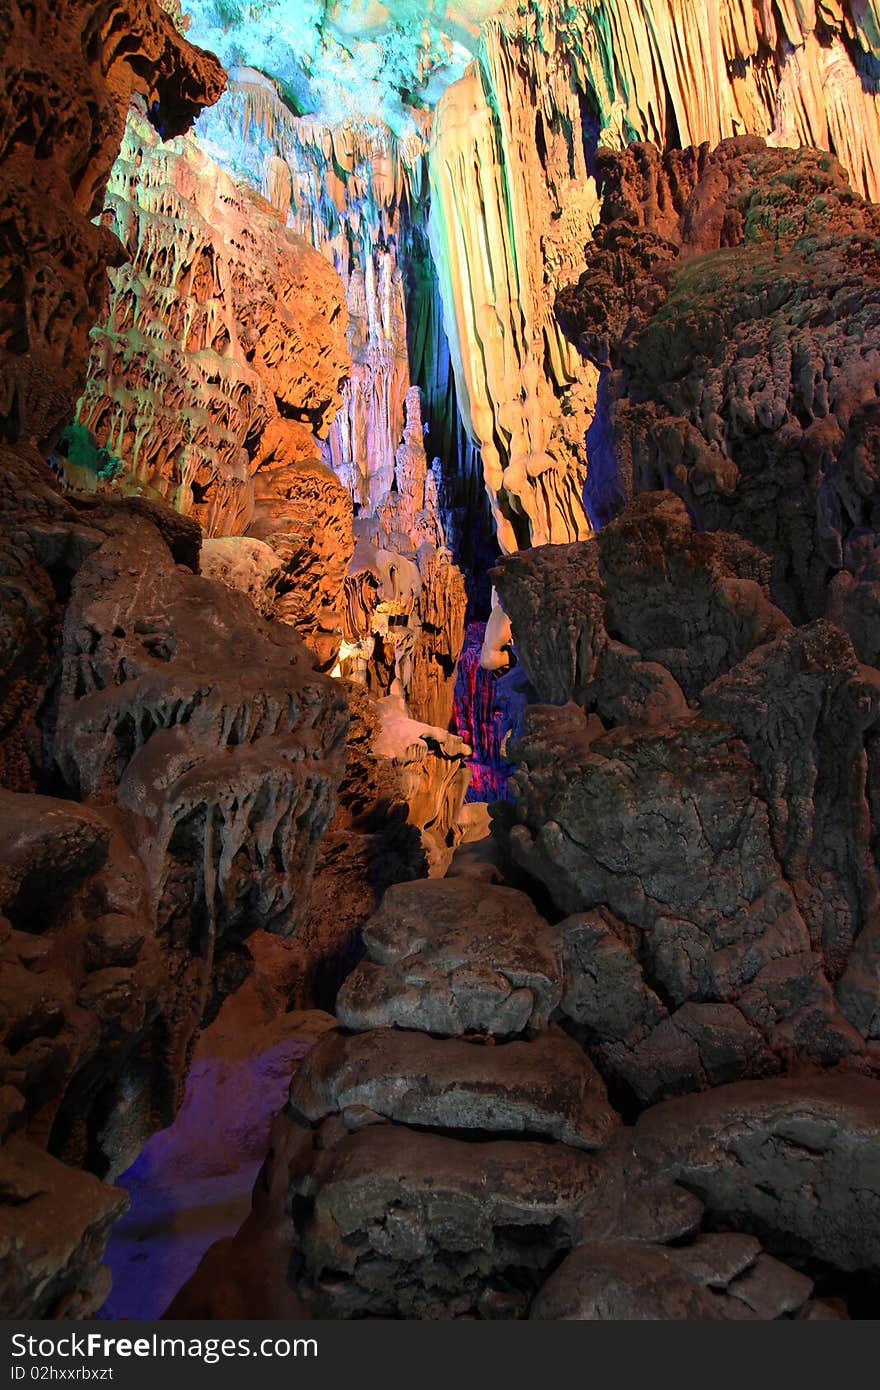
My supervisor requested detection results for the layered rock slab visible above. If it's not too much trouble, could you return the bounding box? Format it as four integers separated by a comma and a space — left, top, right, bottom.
289, 1119, 601, 1319
289, 1026, 618, 1150
226, 872, 848, 1319
335, 879, 562, 1037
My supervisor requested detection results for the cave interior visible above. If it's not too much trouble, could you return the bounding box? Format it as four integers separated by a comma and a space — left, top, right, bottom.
1, 0, 880, 1323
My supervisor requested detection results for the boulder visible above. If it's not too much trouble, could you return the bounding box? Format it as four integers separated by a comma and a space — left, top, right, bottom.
530, 1236, 827, 1321
290, 1118, 601, 1318
633, 1074, 880, 1272
0, 1137, 126, 1318
289, 1026, 618, 1149
336, 879, 562, 1037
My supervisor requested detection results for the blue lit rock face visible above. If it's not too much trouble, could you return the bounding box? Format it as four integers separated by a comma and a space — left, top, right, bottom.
450, 621, 524, 803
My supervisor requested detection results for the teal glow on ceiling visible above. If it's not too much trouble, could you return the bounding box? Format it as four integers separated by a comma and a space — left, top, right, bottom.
183, 0, 502, 137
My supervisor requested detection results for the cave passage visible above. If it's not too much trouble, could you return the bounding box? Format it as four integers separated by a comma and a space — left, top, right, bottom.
3, 0, 880, 1328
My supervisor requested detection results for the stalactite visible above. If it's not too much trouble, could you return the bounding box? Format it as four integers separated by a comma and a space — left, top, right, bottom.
427, 54, 600, 553
75, 102, 349, 528
425, 0, 880, 562
193, 69, 470, 722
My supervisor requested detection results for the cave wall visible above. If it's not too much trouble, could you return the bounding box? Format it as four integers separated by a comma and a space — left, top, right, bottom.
68, 1, 880, 581
0, 0, 357, 1319
75, 63, 469, 743
72, 100, 354, 669
0, 0, 225, 447
427, 0, 880, 558
556, 136, 880, 658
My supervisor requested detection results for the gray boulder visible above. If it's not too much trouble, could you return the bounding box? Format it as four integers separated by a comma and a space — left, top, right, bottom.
633, 1074, 880, 1272
336, 879, 562, 1037
289, 1025, 618, 1149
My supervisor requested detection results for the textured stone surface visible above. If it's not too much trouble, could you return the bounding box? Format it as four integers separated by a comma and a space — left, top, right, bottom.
289, 1118, 601, 1319
336, 879, 562, 1037
199, 537, 283, 619
56, 520, 347, 932
289, 1026, 618, 1150
493, 485, 880, 1102
76, 103, 349, 521
0, 1137, 127, 1319
270, 683, 470, 1014
557, 138, 880, 656
0, 0, 224, 447
337, 390, 468, 727
69, 102, 354, 670
0, 494, 348, 1183
371, 695, 470, 876
505, 684, 874, 1099
0, 0, 362, 1313
0, 791, 157, 1169
249, 455, 354, 670
633, 1074, 880, 1273
530, 1236, 825, 1321
493, 492, 789, 709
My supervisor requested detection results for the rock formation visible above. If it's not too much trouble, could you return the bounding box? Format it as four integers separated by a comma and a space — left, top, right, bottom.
0, 0, 353, 1319
72, 68, 469, 757
5, 0, 880, 1328
69, 100, 352, 669
491, 492, 879, 1104
556, 137, 880, 654
633, 1074, 880, 1274
0, 0, 225, 450
426, 0, 880, 555
233, 876, 849, 1320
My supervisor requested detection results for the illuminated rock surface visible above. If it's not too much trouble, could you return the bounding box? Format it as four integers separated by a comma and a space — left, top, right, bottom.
492, 499, 880, 1102
557, 137, 880, 647
5, 0, 880, 1326
0, 0, 347, 1318
335, 878, 563, 1036
288, 1024, 619, 1149
633, 1075, 880, 1273
270, 878, 840, 1320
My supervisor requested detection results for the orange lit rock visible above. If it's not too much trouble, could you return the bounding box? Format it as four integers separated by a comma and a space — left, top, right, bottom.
0, 0, 224, 446
75, 103, 350, 544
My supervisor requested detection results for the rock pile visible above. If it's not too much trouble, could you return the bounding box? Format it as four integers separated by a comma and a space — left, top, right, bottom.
271, 879, 852, 1320
491, 492, 880, 1106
